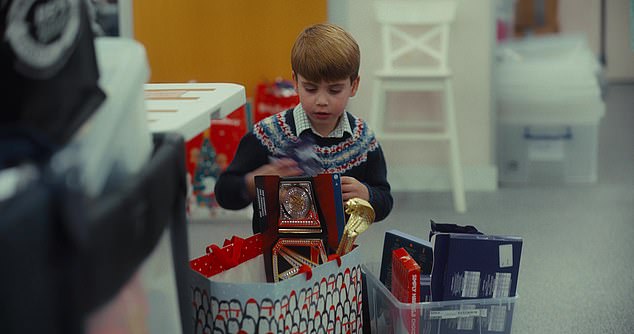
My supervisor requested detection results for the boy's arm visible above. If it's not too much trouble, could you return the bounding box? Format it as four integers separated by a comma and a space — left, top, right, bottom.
214, 134, 269, 210
363, 146, 393, 222
214, 133, 303, 210
243, 157, 303, 198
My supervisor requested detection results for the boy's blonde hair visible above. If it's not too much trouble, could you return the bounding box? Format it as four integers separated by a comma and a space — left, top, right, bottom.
291, 23, 360, 83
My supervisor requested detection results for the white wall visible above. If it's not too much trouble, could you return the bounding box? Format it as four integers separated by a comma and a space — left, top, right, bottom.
559, 0, 634, 81
604, 0, 634, 81
343, 0, 498, 191
559, 0, 601, 53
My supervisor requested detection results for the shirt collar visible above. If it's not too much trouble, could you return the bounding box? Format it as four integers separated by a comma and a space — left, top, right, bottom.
293, 104, 352, 138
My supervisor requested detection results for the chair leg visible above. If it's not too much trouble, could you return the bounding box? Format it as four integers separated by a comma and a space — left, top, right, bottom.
444, 80, 466, 212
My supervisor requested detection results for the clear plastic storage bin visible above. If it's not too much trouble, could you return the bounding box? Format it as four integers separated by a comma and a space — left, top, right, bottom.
363, 264, 518, 334
497, 103, 604, 184
498, 123, 601, 184
495, 34, 605, 184
495, 34, 603, 115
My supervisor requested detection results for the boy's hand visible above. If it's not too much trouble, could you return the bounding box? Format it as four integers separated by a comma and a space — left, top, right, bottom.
244, 158, 303, 198
341, 176, 370, 202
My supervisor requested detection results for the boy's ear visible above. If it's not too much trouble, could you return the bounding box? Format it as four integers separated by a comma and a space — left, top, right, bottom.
292, 71, 299, 90
350, 76, 360, 97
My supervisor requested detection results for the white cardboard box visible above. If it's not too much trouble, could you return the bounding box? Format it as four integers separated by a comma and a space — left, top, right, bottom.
145, 83, 245, 141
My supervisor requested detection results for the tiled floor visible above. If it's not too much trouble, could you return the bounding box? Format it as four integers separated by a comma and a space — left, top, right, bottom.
188, 84, 634, 333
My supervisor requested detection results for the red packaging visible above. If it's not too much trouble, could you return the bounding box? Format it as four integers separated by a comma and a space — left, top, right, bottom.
190, 234, 263, 278
252, 80, 299, 123
186, 106, 248, 210
208, 106, 248, 169
391, 247, 421, 334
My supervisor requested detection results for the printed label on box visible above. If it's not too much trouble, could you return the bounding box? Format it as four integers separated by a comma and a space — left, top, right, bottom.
528, 140, 564, 161
429, 308, 487, 319
499, 244, 513, 268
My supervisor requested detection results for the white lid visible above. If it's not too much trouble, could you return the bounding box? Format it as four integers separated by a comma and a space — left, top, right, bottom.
498, 99, 605, 125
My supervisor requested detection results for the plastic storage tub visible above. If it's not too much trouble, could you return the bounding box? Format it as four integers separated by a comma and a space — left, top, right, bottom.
496, 34, 602, 114
363, 264, 518, 334
497, 103, 604, 184
495, 34, 605, 184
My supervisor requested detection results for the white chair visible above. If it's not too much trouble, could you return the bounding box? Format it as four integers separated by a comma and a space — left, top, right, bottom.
370, 0, 466, 212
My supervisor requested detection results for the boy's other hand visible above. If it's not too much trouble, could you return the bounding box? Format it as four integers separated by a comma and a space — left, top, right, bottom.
261, 158, 304, 177
341, 176, 370, 202
244, 158, 303, 199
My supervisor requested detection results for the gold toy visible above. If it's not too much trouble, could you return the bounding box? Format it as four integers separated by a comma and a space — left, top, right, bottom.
336, 198, 375, 256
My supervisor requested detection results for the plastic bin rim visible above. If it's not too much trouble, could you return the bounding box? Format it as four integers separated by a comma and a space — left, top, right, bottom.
362, 264, 518, 307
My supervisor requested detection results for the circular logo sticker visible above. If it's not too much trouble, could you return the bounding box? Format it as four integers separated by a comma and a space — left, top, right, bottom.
6, 0, 81, 78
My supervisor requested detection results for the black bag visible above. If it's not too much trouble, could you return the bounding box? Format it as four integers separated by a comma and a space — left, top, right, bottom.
1, 0, 105, 166
429, 219, 484, 240
0, 133, 192, 334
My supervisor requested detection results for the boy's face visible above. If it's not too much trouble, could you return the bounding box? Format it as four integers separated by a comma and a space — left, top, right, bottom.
293, 73, 360, 136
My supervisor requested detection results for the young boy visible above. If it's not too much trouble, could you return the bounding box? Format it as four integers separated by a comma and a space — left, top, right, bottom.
215, 23, 393, 233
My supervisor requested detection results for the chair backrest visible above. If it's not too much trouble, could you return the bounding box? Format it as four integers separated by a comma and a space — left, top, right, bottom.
374, 0, 458, 74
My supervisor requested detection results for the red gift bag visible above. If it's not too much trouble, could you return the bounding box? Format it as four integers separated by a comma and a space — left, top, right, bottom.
252, 80, 299, 123
186, 106, 249, 214
190, 235, 365, 334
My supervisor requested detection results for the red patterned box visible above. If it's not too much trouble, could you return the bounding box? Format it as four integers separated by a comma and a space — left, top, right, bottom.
391, 247, 421, 333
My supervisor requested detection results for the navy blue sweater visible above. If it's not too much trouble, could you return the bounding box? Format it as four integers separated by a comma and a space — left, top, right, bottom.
215, 109, 393, 233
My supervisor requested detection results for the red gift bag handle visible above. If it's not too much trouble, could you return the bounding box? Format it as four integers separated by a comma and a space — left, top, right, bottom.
297, 264, 313, 280
208, 237, 244, 269
296, 255, 342, 281
328, 254, 342, 267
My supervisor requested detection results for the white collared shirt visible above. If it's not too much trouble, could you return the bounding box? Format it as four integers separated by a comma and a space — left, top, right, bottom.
293, 104, 352, 138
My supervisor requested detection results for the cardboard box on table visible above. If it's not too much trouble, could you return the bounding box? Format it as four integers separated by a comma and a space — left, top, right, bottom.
145, 83, 247, 218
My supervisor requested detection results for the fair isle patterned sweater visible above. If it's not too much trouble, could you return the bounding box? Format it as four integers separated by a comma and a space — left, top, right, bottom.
215, 109, 393, 233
